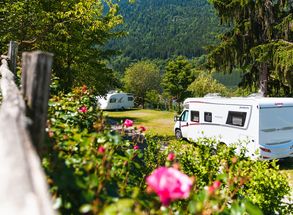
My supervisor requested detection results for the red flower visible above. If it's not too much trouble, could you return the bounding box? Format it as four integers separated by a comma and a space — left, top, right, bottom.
133, 145, 139, 150
48, 130, 54, 138
123, 119, 133, 127
138, 126, 147, 132
79, 106, 88, 113
208, 180, 221, 195
167, 152, 176, 161
82, 85, 87, 93
213, 180, 221, 189
146, 167, 193, 206
98, 146, 105, 154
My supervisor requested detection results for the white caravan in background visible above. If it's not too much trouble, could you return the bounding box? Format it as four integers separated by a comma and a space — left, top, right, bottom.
97, 91, 134, 110
174, 96, 293, 159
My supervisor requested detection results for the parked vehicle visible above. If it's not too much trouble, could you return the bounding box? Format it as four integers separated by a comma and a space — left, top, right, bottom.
174, 95, 293, 159
97, 91, 134, 110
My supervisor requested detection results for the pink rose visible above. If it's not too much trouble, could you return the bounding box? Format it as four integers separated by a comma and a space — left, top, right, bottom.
123, 119, 133, 127
146, 167, 193, 206
79, 106, 88, 113
167, 152, 176, 161
98, 146, 105, 154
133, 145, 139, 150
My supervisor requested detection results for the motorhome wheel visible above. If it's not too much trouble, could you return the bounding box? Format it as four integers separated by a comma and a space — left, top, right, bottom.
175, 129, 182, 140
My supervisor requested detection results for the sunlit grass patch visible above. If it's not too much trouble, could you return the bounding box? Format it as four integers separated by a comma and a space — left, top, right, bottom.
104, 109, 176, 136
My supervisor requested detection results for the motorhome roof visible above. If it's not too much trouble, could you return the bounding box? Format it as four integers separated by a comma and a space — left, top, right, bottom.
107, 92, 132, 96
184, 97, 293, 108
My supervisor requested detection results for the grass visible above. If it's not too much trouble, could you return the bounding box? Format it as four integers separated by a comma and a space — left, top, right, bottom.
104, 108, 176, 136
105, 108, 293, 189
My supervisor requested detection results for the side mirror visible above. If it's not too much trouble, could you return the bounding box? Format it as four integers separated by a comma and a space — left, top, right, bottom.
174, 116, 180, 122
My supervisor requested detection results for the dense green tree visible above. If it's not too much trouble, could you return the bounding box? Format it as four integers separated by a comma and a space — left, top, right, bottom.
146, 90, 161, 109
208, 0, 293, 96
123, 60, 161, 107
161, 56, 194, 108
188, 71, 229, 97
0, 0, 125, 94
109, 0, 225, 60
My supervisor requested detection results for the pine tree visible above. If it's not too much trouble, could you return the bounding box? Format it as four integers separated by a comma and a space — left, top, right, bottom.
208, 0, 293, 96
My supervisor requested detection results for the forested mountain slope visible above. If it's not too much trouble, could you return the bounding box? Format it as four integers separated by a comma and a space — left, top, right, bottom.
110, 0, 225, 59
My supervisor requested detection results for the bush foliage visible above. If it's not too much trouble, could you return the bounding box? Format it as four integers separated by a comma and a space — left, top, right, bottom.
44, 86, 291, 214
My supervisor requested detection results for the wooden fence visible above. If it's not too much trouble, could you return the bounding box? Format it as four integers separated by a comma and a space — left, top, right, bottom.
0, 42, 55, 215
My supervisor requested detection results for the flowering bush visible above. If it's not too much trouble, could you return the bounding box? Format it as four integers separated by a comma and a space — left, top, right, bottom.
48, 86, 100, 132
166, 138, 291, 214
43, 86, 291, 214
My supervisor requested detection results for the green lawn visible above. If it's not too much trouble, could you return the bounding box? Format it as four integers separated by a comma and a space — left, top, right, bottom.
105, 108, 293, 189
104, 108, 176, 136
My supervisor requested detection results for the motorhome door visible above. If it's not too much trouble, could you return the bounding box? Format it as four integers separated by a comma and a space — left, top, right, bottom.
179, 110, 189, 137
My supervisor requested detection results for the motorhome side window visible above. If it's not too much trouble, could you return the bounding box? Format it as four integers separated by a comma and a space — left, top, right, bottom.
180, 110, 189, 122
226, 111, 247, 127
204, 112, 212, 122
109, 98, 116, 103
191, 111, 199, 122
128, 97, 134, 101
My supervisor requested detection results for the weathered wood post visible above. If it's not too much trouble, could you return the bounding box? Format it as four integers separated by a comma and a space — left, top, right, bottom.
0, 57, 56, 215
8, 41, 18, 76
21, 51, 53, 153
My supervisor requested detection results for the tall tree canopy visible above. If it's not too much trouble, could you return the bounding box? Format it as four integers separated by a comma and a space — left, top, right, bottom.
208, 0, 293, 96
0, 0, 124, 94
162, 56, 194, 105
109, 0, 225, 60
123, 60, 161, 107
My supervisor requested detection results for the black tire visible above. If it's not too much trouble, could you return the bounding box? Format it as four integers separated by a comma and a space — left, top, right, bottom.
121, 106, 125, 110
175, 129, 182, 140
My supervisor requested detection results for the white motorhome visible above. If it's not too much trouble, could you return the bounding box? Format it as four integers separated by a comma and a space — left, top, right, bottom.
97, 91, 134, 110
174, 96, 293, 159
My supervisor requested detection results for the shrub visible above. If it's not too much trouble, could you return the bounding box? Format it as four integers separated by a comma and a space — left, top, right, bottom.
166, 138, 291, 214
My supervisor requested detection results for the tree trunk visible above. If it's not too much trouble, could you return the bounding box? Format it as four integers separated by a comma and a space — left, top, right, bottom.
259, 63, 268, 97
142, 96, 145, 109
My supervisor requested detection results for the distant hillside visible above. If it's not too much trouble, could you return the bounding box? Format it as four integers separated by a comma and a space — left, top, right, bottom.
110, 0, 224, 59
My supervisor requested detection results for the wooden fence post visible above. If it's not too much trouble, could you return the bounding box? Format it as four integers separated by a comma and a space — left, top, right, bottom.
0, 57, 56, 215
8, 41, 18, 76
21, 51, 53, 152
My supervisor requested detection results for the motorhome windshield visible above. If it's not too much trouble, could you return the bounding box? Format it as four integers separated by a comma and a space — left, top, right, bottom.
259, 107, 293, 145
260, 107, 293, 130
